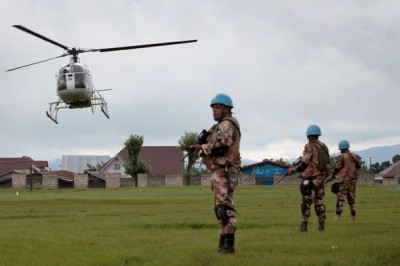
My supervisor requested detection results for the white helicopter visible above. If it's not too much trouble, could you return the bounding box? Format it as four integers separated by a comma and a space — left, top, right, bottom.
7, 25, 197, 124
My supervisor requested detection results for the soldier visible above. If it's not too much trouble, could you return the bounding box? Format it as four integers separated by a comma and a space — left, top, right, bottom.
191, 93, 241, 254
329, 140, 361, 221
287, 125, 330, 232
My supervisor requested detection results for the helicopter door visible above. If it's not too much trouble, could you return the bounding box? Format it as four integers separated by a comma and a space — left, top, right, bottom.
57, 68, 68, 90
72, 64, 86, 89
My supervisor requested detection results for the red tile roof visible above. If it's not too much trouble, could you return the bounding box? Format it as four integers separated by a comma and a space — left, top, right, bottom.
378, 160, 400, 177
0, 156, 48, 175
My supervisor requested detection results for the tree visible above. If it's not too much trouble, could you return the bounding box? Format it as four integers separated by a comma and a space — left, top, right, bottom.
124, 135, 150, 181
392, 154, 400, 164
380, 161, 391, 172
84, 162, 105, 173
370, 162, 381, 173
272, 158, 290, 167
178, 131, 201, 182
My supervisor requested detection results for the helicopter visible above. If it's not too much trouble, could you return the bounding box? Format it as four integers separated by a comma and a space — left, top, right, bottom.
6, 25, 197, 124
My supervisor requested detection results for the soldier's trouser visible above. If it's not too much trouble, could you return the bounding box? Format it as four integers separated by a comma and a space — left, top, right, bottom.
211, 166, 238, 235
336, 180, 356, 215
301, 175, 326, 223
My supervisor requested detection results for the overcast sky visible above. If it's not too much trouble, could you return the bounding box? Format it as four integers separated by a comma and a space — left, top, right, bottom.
1, 0, 399, 163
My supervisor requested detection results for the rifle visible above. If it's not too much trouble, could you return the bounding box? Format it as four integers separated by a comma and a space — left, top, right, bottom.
275, 157, 302, 184
181, 129, 210, 161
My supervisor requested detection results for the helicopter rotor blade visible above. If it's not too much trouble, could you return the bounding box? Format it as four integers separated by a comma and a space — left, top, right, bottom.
6, 54, 68, 72
13, 25, 69, 50
94, 40, 197, 53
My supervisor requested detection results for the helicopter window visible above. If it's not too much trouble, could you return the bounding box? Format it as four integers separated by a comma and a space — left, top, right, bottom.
74, 73, 86, 89
57, 74, 67, 90
72, 65, 85, 73
59, 68, 70, 75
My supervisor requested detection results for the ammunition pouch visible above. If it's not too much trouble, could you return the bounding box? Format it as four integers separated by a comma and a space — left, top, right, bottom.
297, 161, 308, 172
211, 145, 229, 156
331, 182, 340, 194
300, 180, 313, 196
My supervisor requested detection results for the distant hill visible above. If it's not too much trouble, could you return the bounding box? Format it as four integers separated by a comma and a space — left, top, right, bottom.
243, 144, 400, 167
329, 144, 400, 164
352, 144, 400, 164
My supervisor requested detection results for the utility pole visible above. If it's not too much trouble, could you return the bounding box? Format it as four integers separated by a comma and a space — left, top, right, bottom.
369, 157, 372, 172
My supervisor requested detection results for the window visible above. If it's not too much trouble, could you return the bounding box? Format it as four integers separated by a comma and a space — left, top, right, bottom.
114, 164, 121, 170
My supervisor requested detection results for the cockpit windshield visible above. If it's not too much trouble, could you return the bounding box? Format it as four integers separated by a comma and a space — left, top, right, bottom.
72, 64, 85, 73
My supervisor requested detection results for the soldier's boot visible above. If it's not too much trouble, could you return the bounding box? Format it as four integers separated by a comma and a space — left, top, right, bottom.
299, 221, 308, 232
220, 234, 235, 254
350, 210, 356, 221
318, 222, 325, 231
217, 235, 226, 253
334, 214, 341, 222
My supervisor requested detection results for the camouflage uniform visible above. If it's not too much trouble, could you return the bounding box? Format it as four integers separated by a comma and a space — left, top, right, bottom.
333, 151, 360, 219
296, 139, 329, 226
201, 116, 241, 237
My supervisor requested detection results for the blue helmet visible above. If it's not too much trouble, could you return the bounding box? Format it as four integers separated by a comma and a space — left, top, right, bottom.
210, 93, 234, 108
306, 124, 321, 136
338, 140, 350, 150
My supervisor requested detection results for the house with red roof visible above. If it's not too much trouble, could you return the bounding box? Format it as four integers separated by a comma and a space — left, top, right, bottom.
376, 160, 400, 186
100, 146, 184, 178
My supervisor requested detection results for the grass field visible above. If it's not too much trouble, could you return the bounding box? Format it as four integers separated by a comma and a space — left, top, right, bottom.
0, 185, 399, 265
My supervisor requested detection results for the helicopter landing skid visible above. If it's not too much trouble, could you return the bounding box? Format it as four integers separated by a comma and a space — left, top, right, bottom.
92, 88, 110, 119
46, 100, 66, 124
46, 90, 110, 124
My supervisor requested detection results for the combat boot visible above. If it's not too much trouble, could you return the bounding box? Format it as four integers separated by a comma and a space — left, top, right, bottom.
220, 234, 235, 254
217, 235, 225, 253
299, 221, 308, 232
318, 222, 325, 231
351, 210, 356, 221
334, 214, 341, 222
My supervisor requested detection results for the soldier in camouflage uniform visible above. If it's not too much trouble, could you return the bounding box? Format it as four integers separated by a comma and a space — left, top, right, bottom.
287, 125, 330, 232
191, 93, 241, 254
329, 140, 361, 221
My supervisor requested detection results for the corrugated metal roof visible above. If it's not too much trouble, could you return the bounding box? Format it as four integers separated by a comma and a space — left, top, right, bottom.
62, 155, 111, 173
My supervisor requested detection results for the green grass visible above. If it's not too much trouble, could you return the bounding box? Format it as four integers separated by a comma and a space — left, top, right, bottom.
0, 186, 399, 265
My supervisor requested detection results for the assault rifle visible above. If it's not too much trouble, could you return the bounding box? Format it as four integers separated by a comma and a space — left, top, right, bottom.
275, 157, 302, 184
181, 129, 210, 161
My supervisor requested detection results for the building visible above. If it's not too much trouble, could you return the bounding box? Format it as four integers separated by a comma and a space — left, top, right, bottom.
241, 159, 289, 185
62, 155, 111, 173
0, 156, 48, 176
100, 146, 184, 178
376, 160, 400, 186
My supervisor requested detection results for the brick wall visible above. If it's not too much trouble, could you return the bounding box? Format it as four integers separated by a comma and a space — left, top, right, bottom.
120, 177, 136, 188
238, 174, 256, 185
74, 174, 88, 189
106, 173, 121, 189
42, 173, 58, 189
274, 173, 377, 186
148, 176, 165, 187
137, 174, 148, 187
12, 174, 26, 189
200, 174, 211, 186
165, 174, 183, 187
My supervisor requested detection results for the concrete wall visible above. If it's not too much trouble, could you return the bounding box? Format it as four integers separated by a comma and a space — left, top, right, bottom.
274, 173, 377, 186
165, 174, 183, 187
12, 174, 27, 189
74, 174, 88, 189
106, 173, 120, 189
42, 173, 58, 189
